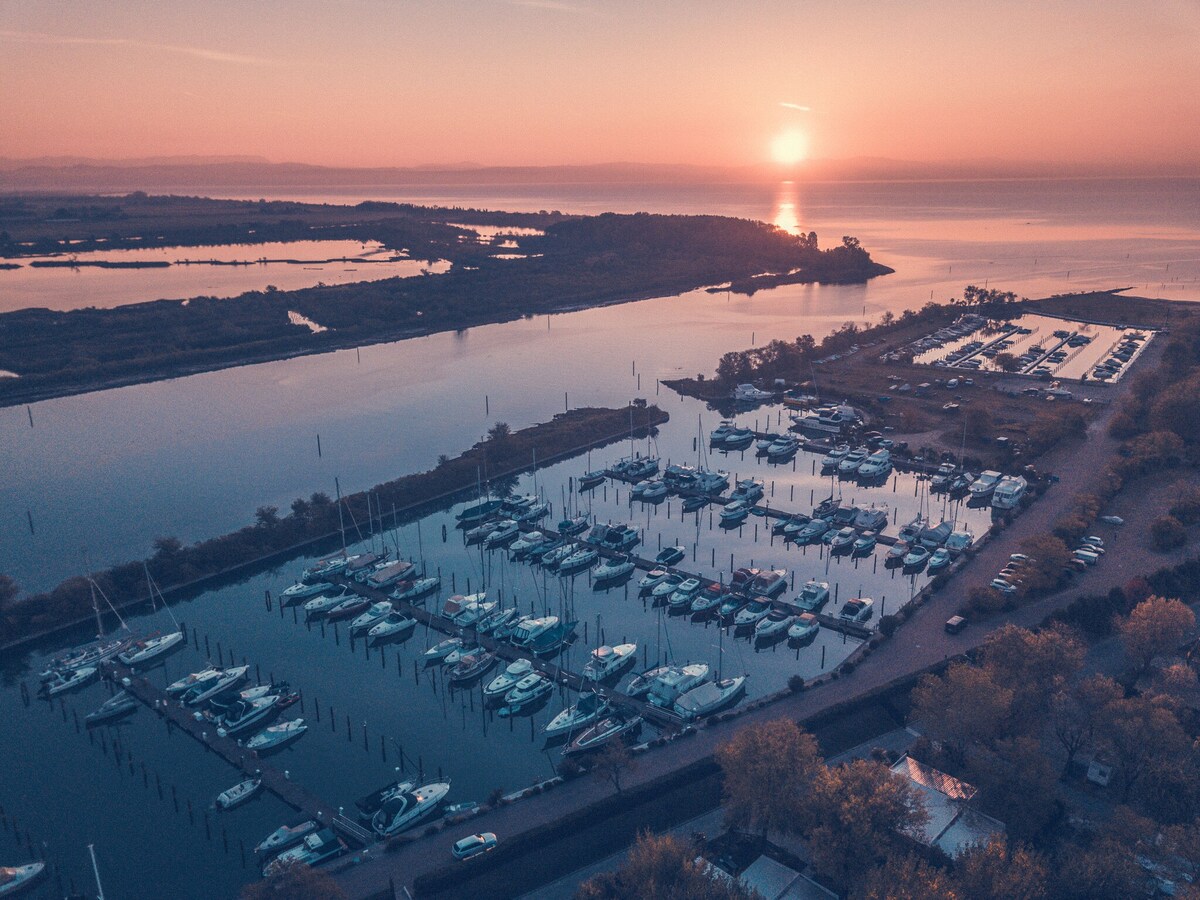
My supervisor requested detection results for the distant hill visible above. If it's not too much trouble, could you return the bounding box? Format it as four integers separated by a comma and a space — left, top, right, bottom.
0, 155, 1194, 193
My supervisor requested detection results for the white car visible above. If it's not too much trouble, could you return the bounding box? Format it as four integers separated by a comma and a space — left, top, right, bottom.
452, 832, 498, 860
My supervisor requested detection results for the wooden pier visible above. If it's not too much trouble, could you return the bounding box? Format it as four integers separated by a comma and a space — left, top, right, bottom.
104, 657, 373, 848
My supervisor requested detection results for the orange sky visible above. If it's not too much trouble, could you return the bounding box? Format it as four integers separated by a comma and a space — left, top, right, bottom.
2, 1, 1199, 170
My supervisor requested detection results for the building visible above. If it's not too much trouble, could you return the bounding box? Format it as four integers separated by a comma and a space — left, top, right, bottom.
889, 756, 1005, 857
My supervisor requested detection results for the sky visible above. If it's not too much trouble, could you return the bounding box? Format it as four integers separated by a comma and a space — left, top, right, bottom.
2, 0, 1199, 171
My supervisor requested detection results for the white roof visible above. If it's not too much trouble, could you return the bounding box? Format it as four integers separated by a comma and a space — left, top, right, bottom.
739, 856, 838, 900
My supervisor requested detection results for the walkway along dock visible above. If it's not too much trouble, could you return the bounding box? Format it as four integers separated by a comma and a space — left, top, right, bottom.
105, 650, 374, 849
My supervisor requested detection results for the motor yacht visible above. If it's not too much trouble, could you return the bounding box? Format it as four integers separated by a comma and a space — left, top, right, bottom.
795, 580, 830, 612
787, 613, 820, 642
674, 676, 747, 719
582, 643, 637, 682
484, 658, 535, 700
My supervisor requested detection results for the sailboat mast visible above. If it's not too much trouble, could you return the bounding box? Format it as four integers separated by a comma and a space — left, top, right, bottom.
89, 844, 107, 900
335, 477, 346, 555
90, 578, 104, 639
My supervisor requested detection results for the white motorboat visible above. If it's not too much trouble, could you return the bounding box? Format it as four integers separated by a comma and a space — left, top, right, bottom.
350, 601, 395, 635
830, 526, 857, 552
118, 631, 184, 667
857, 449, 892, 478
793, 518, 829, 544
795, 580, 830, 612
838, 448, 868, 475
216, 777, 263, 810
928, 548, 952, 571
755, 609, 796, 641
650, 573, 685, 600
392, 576, 441, 604
821, 444, 851, 468
733, 383, 774, 402
723, 427, 755, 448
368, 611, 417, 643
730, 478, 764, 504
166, 666, 221, 696
558, 546, 599, 572
787, 612, 820, 642
247, 718, 308, 753
450, 595, 496, 627
510, 616, 559, 649
582, 643, 637, 682
484, 658, 535, 699
852, 532, 878, 556
508, 530, 547, 559
303, 592, 345, 618
749, 569, 787, 597
0, 862, 45, 896
903, 546, 931, 569
969, 470, 1002, 499
500, 672, 553, 713
624, 665, 671, 698
218, 695, 280, 736
640, 480, 669, 501
709, 420, 736, 443
667, 577, 702, 610
423, 637, 464, 663
301, 553, 352, 582
734, 599, 773, 630
638, 567, 671, 591
254, 819, 319, 855
592, 557, 635, 582
185, 666, 249, 706
449, 651, 498, 683
484, 519, 520, 547
991, 475, 1028, 510
42, 665, 98, 696
648, 663, 710, 708
477, 606, 518, 635
281, 580, 332, 603
263, 828, 346, 877
85, 690, 139, 725
674, 676, 747, 719
563, 714, 642, 755
839, 597, 875, 623
767, 436, 800, 458
372, 781, 451, 836
544, 692, 611, 738
719, 500, 750, 524
364, 560, 417, 591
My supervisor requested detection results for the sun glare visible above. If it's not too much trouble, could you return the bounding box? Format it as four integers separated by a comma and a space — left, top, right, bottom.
770, 129, 808, 166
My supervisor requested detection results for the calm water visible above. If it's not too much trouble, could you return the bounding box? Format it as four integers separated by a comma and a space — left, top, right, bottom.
1, 178, 1199, 898
0, 239, 448, 313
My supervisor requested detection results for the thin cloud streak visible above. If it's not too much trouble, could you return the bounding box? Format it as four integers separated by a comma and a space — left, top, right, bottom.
505, 0, 597, 14
780, 102, 811, 111
0, 29, 277, 66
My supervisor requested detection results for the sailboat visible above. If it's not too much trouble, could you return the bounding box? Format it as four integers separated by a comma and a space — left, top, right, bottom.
673, 623, 747, 720
40, 578, 136, 680
117, 566, 184, 668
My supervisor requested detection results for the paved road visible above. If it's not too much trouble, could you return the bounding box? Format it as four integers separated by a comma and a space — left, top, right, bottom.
333, 374, 1146, 899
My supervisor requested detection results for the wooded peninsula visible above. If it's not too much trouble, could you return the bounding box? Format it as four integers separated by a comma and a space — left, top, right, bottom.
0, 194, 890, 407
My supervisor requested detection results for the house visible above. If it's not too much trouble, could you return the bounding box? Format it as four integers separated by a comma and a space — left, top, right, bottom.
890, 756, 1005, 857
738, 855, 838, 900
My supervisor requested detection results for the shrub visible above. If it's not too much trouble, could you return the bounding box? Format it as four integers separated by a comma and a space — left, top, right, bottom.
1151, 515, 1188, 552
878, 614, 900, 636
787, 674, 806, 693
841, 660, 857, 673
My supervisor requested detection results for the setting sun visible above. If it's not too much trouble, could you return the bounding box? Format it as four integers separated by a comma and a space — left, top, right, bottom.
770, 129, 809, 165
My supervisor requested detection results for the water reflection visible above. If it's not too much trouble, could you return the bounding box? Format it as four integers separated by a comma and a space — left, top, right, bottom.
773, 181, 802, 235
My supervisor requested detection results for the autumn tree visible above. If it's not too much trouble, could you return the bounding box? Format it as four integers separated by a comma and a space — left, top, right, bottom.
1050, 834, 1143, 900
966, 737, 1060, 840
1015, 534, 1073, 595
806, 760, 929, 891
979, 624, 1083, 725
575, 831, 753, 900
1048, 675, 1121, 776
716, 718, 823, 835
240, 864, 347, 900
1120, 595, 1195, 676
911, 663, 1013, 764
1101, 695, 1190, 803
851, 854, 959, 900
955, 837, 1048, 900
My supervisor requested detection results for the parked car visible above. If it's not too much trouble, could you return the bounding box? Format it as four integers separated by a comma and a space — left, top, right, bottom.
452, 832, 498, 860
945, 615, 967, 635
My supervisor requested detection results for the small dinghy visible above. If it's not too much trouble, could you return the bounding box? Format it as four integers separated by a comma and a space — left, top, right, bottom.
216, 777, 263, 810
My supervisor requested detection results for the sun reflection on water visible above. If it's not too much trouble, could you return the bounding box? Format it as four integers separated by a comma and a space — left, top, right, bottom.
773, 181, 802, 235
